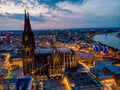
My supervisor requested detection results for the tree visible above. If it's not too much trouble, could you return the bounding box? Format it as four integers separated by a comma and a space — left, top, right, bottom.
6, 72, 12, 79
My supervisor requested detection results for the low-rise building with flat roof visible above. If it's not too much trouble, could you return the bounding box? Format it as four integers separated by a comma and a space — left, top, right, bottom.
76, 51, 94, 64
90, 60, 120, 85
16, 76, 32, 90
0, 76, 32, 90
65, 70, 104, 90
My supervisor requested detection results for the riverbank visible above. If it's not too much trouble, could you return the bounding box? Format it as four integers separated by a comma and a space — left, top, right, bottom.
97, 42, 119, 52
91, 33, 120, 52
90, 39, 120, 52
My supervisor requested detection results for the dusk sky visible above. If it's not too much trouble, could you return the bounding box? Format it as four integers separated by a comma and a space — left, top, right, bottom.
0, 0, 120, 30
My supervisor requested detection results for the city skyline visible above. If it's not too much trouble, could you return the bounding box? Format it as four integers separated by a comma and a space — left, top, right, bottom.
0, 7, 120, 89
0, 0, 120, 30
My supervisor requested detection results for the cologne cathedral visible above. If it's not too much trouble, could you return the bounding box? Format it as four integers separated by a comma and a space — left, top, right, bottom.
22, 11, 77, 78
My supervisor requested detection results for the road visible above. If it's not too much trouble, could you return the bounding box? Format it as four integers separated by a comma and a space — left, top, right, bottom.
78, 60, 90, 72
4, 53, 11, 70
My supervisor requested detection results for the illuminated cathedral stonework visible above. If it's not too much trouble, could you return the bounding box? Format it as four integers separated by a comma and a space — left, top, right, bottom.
22, 11, 77, 77
22, 11, 35, 75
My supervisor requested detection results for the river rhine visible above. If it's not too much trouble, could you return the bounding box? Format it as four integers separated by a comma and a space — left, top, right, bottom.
93, 32, 120, 50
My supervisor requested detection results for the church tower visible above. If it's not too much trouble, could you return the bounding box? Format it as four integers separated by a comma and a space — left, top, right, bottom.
22, 10, 35, 75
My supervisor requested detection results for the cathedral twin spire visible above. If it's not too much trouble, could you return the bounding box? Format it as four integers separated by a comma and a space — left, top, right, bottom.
24, 10, 32, 32
22, 10, 35, 75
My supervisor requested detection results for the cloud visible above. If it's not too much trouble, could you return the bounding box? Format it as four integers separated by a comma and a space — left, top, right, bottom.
37, 0, 86, 6
0, 0, 120, 30
0, 0, 87, 16
0, 17, 23, 30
